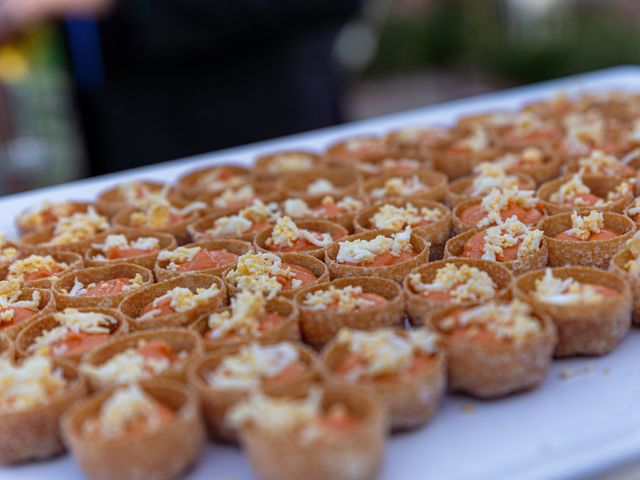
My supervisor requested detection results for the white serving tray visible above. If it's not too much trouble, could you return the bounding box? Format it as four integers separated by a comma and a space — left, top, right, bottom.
2, 66, 640, 480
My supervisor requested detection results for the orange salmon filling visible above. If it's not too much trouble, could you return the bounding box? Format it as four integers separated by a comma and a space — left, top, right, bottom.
0, 306, 35, 327
106, 245, 158, 260
206, 312, 285, 341
312, 202, 345, 217
177, 249, 239, 272
79, 278, 133, 297
140, 296, 175, 319
341, 251, 415, 267
277, 263, 317, 289
317, 407, 358, 432
22, 265, 64, 282
138, 340, 175, 362
462, 230, 520, 262
460, 203, 543, 226
53, 331, 112, 357
555, 229, 619, 241
269, 230, 344, 253
334, 351, 432, 380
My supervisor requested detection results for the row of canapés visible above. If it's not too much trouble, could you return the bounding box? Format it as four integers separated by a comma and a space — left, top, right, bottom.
0, 91, 640, 480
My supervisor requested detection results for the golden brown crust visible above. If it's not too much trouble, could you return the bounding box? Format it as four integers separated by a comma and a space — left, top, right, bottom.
514, 267, 632, 356
537, 175, 633, 215
53, 264, 154, 310
15, 308, 129, 362
187, 342, 324, 442
111, 206, 200, 246
0, 251, 84, 289
0, 288, 55, 339
360, 170, 448, 203
254, 150, 324, 181
446, 172, 536, 208
237, 384, 386, 480
294, 276, 404, 349
354, 198, 451, 261
403, 258, 513, 326
174, 164, 250, 200
277, 166, 361, 202
15, 201, 96, 237
325, 229, 430, 283
81, 328, 203, 390
96, 180, 167, 217
431, 304, 557, 398
0, 361, 86, 464
119, 273, 226, 331
61, 379, 204, 480
322, 328, 446, 430
190, 296, 301, 351
610, 248, 640, 325
540, 211, 636, 269
444, 227, 548, 276
84, 228, 177, 270
154, 239, 252, 282
254, 219, 348, 260
224, 252, 330, 299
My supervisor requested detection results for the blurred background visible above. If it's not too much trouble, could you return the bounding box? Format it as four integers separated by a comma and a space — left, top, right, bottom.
0, 0, 639, 194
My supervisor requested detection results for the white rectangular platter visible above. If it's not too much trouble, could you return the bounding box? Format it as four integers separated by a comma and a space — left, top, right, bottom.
2, 66, 640, 480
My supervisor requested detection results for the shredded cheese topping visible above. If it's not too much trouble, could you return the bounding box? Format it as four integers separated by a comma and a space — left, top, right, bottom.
577, 150, 624, 176
224, 252, 294, 299
0, 280, 40, 324
7, 255, 67, 282
0, 356, 66, 413
370, 175, 426, 198
207, 342, 300, 390
370, 203, 442, 230
209, 199, 280, 237
334, 327, 439, 381
267, 153, 314, 173
65, 274, 145, 296
138, 284, 220, 322
266, 216, 332, 249
157, 246, 201, 271
567, 210, 604, 241
17, 201, 79, 230
439, 299, 540, 342
307, 179, 336, 195
48, 207, 109, 245
129, 198, 206, 228
476, 187, 539, 228
0, 247, 19, 266
533, 268, 606, 305
454, 126, 490, 152
81, 341, 174, 386
468, 163, 519, 196
207, 290, 266, 338
92, 234, 159, 259
408, 263, 497, 303
549, 174, 602, 207
212, 185, 256, 209
29, 308, 117, 356
336, 227, 414, 264
481, 216, 544, 261
303, 285, 380, 312
86, 384, 164, 438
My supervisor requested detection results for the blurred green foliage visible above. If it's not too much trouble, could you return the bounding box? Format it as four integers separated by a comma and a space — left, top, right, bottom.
369, 1, 640, 82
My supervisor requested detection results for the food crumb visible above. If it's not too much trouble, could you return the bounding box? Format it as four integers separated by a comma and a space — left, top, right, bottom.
462, 404, 475, 413
603, 367, 610, 376
560, 363, 597, 380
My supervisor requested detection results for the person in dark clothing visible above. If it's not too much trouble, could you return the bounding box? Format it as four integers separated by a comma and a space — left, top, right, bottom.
0, 0, 361, 175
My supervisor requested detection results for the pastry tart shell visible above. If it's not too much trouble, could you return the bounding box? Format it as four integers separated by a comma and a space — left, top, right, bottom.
186, 208, 271, 243
444, 227, 548, 276
81, 328, 203, 390
53, 264, 154, 309
354, 198, 452, 261
294, 276, 404, 349
154, 239, 252, 282
237, 384, 385, 480
277, 166, 361, 203
174, 164, 250, 200
224, 252, 330, 299
514, 266, 632, 356
96, 180, 167, 217
0, 287, 55, 339
322, 329, 446, 431
404, 258, 513, 326
445, 172, 536, 208
190, 296, 301, 352
15, 307, 129, 362
61, 379, 204, 480
254, 150, 324, 182
360, 170, 448, 203
120, 273, 226, 331
1, 251, 84, 289
16, 201, 95, 237
325, 229, 430, 283
540, 211, 635, 269
112, 206, 201, 246
84, 228, 176, 270
431, 304, 557, 398
284, 193, 368, 232
0, 360, 86, 464
187, 342, 323, 442
537, 174, 633, 215
254, 219, 348, 260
